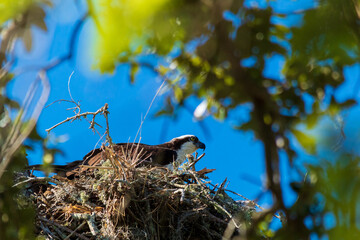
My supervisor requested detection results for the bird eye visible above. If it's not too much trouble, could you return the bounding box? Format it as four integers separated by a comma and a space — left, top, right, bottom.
190, 136, 196, 142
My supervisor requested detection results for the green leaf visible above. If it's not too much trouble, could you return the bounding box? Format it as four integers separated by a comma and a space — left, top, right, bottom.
92, 0, 171, 72
0, 0, 33, 24
130, 63, 139, 84
305, 113, 319, 130
174, 87, 183, 102
292, 129, 317, 155
157, 65, 170, 76
306, 101, 320, 130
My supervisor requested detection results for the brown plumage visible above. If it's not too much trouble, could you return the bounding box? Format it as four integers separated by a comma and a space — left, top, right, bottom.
28, 135, 206, 178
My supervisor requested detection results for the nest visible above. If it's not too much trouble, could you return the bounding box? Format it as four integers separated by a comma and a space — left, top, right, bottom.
17, 149, 256, 239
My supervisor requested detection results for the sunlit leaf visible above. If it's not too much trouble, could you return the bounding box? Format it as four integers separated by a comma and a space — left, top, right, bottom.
174, 87, 183, 102
0, 0, 33, 24
157, 65, 170, 76
292, 129, 317, 154
92, 0, 171, 72
306, 101, 320, 130
305, 113, 319, 130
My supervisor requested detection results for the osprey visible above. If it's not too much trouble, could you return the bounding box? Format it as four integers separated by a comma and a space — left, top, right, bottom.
28, 135, 206, 178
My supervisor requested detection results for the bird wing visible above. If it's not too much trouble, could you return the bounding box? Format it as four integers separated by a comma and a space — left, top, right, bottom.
146, 147, 177, 166
27, 143, 178, 178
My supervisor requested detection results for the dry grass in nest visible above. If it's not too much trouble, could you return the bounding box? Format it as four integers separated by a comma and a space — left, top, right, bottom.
16, 147, 257, 240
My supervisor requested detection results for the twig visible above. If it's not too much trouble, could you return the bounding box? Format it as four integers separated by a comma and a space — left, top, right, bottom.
188, 170, 208, 190
12, 176, 62, 188
45, 103, 109, 133
50, 224, 68, 239
224, 188, 281, 220
67, 71, 76, 104
174, 188, 186, 203
209, 199, 240, 229
64, 221, 87, 240
138, 62, 212, 140
134, 79, 166, 142
185, 176, 240, 229
39, 221, 56, 239
103, 103, 112, 144
72, 213, 100, 236
78, 165, 113, 170
188, 153, 196, 171
203, 209, 227, 224
45, 99, 78, 109
212, 177, 227, 200
188, 153, 206, 168
39, 216, 90, 240
86, 213, 100, 236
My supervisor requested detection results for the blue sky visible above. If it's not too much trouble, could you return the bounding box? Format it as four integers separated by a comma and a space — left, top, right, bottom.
8, 0, 360, 232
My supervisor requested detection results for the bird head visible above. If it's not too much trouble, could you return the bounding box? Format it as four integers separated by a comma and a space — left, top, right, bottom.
170, 135, 206, 156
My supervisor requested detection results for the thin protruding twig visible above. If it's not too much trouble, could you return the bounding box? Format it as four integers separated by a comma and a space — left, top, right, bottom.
45, 103, 109, 134
212, 177, 227, 200
224, 188, 281, 220
103, 103, 112, 144
188, 153, 206, 168
12, 176, 62, 188
67, 71, 76, 104
134, 79, 166, 142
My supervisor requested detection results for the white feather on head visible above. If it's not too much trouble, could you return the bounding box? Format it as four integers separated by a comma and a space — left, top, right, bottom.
170, 134, 195, 141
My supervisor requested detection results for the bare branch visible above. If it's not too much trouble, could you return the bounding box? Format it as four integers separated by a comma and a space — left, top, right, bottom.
45, 103, 109, 135
45, 99, 78, 109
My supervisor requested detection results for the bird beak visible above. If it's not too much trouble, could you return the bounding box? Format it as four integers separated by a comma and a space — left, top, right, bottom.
195, 141, 206, 150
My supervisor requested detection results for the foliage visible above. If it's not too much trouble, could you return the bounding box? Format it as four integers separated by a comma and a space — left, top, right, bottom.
0, 103, 36, 239
0, 0, 50, 63
0, 0, 35, 24
91, 0, 360, 238
0, 1, 54, 239
2, 0, 360, 239
92, 0, 170, 72
0, 84, 49, 239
